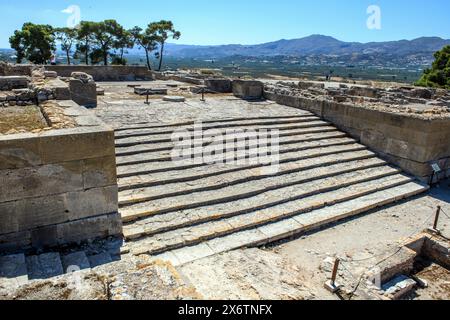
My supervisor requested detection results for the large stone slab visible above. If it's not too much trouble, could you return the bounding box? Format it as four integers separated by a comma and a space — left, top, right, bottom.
69, 72, 97, 107
205, 78, 232, 93
232, 80, 264, 100
26, 253, 64, 280
0, 100, 121, 253
0, 76, 30, 91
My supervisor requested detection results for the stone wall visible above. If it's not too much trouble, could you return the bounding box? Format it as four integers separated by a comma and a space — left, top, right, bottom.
264, 91, 450, 182
45, 65, 153, 81
233, 80, 264, 100
0, 100, 121, 252
0, 63, 35, 77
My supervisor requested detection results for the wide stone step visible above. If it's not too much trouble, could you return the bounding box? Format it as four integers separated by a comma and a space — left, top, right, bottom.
115, 127, 343, 156
127, 176, 424, 255
119, 155, 386, 208
116, 136, 355, 166
153, 182, 428, 266
115, 116, 321, 139
118, 150, 379, 193
117, 143, 368, 178
120, 167, 409, 232
26, 253, 64, 280
0, 254, 28, 286
115, 121, 331, 147
114, 115, 314, 132
120, 146, 372, 221
122, 164, 401, 238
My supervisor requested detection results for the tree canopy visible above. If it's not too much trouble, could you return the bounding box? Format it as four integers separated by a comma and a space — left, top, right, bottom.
147, 20, 181, 71
9, 20, 180, 68
130, 26, 158, 70
416, 45, 450, 89
9, 23, 56, 64
55, 27, 77, 65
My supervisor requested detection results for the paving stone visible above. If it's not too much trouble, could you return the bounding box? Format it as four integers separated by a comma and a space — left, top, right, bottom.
87, 252, 113, 268
26, 253, 64, 280
172, 243, 215, 265
61, 251, 91, 273
163, 96, 186, 102
0, 254, 28, 286
149, 251, 181, 266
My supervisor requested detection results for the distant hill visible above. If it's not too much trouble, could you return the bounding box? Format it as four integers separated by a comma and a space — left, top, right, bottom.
162, 35, 450, 58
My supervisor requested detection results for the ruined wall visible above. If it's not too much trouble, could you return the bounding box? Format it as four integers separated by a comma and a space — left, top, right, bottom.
264, 91, 450, 182
0, 101, 121, 252
45, 65, 153, 81
0, 63, 35, 76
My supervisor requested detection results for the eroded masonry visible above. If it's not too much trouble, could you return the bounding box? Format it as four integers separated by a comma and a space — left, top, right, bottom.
0, 63, 449, 299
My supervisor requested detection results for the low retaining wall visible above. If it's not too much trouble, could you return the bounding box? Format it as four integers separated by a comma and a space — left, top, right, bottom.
151, 71, 205, 85
0, 100, 121, 252
264, 91, 450, 182
0, 63, 35, 76
45, 65, 153, 81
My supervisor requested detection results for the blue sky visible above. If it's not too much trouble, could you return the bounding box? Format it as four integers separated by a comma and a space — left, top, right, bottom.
0, 0, 449, 48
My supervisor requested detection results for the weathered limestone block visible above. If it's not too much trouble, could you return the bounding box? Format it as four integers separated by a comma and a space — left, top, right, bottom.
69, 72, 97, 107
0, 230, 31, 253
0, 63, 35, 77
0, 161, 83, 203
205, 78, 232, 93
0, 76, 30, 91
232, 80, 264, 100
11, 88, 35, 101
0, 104, 121, 252
134, 87, 168, 95
43, 78, 71, 100
347, 86, 379, 98
45, 65, 154, 81
410, 88, 433, 99
44, 71, 58, 78
82, 155, 117, 189
163, 96, 186, 102
55, 212, 122, 245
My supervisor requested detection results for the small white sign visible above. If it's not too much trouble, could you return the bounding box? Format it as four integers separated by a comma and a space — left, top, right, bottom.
431, 163, 442, 173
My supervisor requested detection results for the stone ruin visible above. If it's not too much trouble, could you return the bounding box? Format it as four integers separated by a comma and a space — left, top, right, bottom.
0, 63, 449, 295
0, 63, 119, 253
264, 80, 450, 183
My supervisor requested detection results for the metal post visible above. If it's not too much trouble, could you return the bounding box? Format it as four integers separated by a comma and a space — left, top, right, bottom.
201, 87, 205, 102
145, 92, 149, 105
433, 206, 441, 230
331, 258, 340, 286
324, 258, 342, 293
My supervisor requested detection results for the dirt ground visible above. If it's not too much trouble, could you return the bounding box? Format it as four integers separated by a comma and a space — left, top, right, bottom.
0, 105, 47, 134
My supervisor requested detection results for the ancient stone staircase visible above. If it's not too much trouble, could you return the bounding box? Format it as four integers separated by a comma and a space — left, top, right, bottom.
0, 250, 114, 286
115, 111, 429, 265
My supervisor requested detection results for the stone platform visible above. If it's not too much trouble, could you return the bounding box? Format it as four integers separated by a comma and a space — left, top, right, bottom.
0, 100, 122, 252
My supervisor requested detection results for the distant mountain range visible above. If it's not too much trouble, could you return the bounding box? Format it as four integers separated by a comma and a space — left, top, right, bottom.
161, 35, 450, 58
